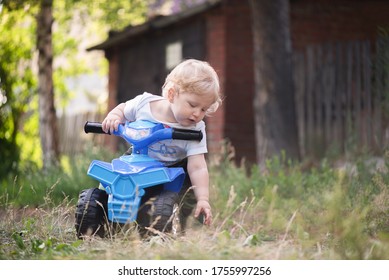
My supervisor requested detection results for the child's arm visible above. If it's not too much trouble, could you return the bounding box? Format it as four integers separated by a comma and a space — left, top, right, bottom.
187, 154, 212, 225
102, 103, 126, 133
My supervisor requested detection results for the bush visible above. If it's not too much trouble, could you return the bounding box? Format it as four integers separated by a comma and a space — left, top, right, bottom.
0, 145, 114, 207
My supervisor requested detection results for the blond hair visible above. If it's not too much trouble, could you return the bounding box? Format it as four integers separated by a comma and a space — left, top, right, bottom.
162, 59, 222, 114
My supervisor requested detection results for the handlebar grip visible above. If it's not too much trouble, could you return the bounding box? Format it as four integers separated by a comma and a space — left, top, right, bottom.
84, 121, 110, 134
172, 128, 203, 141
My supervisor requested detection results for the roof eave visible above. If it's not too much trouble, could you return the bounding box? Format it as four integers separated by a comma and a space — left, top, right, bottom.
87, 0, 221, 51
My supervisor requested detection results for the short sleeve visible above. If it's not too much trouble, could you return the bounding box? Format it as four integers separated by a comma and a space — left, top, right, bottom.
123, 94, 144, 121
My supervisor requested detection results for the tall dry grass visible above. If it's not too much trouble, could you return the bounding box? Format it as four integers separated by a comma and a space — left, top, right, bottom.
1, 149, 389, 259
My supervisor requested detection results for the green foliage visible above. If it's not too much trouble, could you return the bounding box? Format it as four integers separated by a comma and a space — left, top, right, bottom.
0, 0, 147, 179
80, 0, 147, 31
0, 4, 38, 177
1, 208, 82, 259
0, 145, 114, 207
209, 151, 389, 259
210, 152, 337, 211
16, 95, 42, 168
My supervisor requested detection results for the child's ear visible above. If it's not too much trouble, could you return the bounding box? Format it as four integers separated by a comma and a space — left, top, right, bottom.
167, 87, 176, 103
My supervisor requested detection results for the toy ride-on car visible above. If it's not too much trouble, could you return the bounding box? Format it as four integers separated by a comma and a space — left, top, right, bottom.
75, 120, 202, 238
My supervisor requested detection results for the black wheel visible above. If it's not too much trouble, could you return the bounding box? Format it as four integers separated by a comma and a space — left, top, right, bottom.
136, 190, 180, 237
75, 188, 108, 239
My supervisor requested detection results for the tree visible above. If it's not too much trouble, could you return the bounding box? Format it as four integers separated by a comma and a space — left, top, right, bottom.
248, 0, 300, 166
37, 0, 60, 168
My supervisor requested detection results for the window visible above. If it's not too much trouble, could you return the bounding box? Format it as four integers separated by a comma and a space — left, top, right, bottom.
165, 41, 182, 70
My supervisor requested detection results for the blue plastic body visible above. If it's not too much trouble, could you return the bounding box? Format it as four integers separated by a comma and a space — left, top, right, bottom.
87, 120, 185, 224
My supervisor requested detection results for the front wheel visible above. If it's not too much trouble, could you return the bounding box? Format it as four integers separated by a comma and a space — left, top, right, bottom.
75, 188, 108, 239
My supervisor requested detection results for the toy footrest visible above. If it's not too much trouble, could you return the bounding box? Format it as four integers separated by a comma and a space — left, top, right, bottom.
107, 196, 142, 223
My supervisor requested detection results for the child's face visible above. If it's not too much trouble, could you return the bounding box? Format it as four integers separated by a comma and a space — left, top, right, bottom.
169, 89, 215, 127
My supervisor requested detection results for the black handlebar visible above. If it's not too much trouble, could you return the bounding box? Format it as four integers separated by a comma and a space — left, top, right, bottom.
84, 121, 202, 141
84, 121, 109, 134
172, 128, 203, 141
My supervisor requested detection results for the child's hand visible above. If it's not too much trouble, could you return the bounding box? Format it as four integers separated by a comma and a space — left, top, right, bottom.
194, 200, 212, 226
101, 103, 126, 133
102, 114, 121, 133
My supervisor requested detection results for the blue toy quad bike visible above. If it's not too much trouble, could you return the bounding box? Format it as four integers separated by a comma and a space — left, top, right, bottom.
75, 120, 202, 238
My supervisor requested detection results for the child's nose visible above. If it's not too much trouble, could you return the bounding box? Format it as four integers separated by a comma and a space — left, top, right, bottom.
192, 108, 201, 118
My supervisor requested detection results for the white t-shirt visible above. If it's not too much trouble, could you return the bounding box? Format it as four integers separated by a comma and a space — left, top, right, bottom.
123, 92, 207, 165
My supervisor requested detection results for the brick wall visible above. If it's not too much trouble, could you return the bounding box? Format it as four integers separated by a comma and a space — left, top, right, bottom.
222, 0, 256, 164
205, 1, 256, 164
205, 9, 227, 161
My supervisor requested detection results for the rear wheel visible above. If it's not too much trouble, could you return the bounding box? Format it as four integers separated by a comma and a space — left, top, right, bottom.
75, 188, 108, 239
136, 190, 180, 237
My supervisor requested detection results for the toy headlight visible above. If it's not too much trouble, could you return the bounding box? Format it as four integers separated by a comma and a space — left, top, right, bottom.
125, 127, 152, 140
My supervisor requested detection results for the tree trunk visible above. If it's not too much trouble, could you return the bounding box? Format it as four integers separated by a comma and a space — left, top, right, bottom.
37, 0, 59, 169
248, 0, 300, 166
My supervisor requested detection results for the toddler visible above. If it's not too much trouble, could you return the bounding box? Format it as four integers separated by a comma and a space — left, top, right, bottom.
102, 59, 222, 229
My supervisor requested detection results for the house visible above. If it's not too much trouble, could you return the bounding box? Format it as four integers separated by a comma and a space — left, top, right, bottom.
89, 0, 389, 163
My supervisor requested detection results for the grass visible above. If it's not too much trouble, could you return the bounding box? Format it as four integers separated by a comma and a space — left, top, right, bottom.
1, 148, 389, 260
